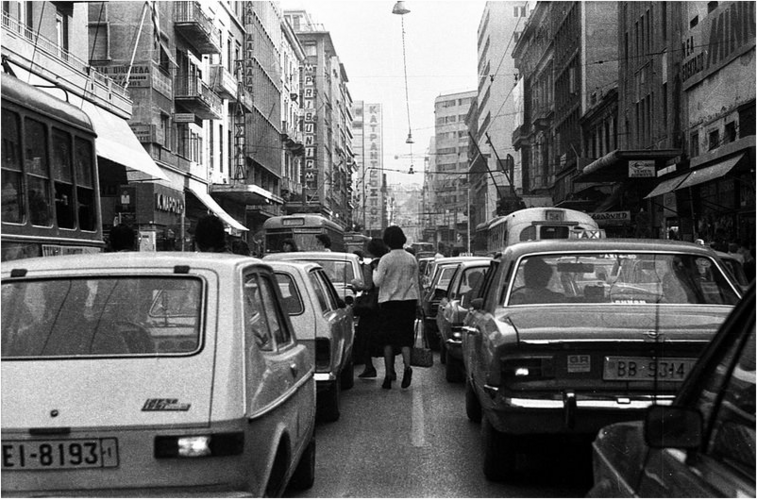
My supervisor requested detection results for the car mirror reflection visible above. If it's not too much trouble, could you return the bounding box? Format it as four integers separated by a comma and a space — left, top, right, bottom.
644, 405, 703, 450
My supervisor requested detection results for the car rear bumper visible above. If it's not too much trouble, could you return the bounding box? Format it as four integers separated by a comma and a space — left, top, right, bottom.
1, 485, 256, 497
484, 389, 674, 435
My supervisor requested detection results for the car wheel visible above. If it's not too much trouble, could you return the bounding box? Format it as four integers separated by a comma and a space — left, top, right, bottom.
445, 356, 464, 383
318, 381, 340, 422
465, 378, 482, 423
440, 342, 447, 364
340, 359, 354, 390
482, 415, 516, 481
288, 437, 316, 490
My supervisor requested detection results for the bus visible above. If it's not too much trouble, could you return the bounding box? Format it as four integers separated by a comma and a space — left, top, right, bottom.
1, 75, 103, 261
344, 232, 371, 254
263, 214, 345, 253
409, 241, 435, 258
484, 207, 603, 254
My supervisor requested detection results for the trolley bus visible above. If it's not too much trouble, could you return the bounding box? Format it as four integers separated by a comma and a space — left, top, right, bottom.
344, 232, 371, 254
1, 75, 103, 261
263, 214, 345, 253
482, 207, 603, 254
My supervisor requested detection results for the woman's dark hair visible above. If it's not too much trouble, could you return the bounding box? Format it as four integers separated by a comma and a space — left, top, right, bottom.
367, 238, 389, 258
283, 238, 299, 251
230, 239, 251, 256
382, 226, 407, 250
195, 215, 227, 252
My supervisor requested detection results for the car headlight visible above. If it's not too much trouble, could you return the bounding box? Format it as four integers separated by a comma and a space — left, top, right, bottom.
154, 432, 244, 458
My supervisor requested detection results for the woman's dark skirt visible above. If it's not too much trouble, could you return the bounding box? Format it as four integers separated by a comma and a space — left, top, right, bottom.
355, 307, 384, 359
377, 300, 417, 353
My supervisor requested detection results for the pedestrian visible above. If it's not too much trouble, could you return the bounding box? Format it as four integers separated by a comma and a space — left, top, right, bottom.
315, 234, 332, 252
728, 242, 745, 264
282, 238, 299, 252
373, 226, 421, 389
352, 238, 389, 378
108, 224, 136, 252
743, 245, 756, 282
230, 239, 251, 256
194, 214, 228, 253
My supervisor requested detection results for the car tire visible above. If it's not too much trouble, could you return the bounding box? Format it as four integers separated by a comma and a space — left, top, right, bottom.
288, 437, 316, 490
482, 415, 516, 482
440, 342, 447, 364
340, 359, 354, 390
465, 378, 482, 423
445, 356, 464, 383
318, 381, 340, 422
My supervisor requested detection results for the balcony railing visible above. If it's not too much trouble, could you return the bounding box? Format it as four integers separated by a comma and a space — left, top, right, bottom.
174, 1, 221, 55
174, 75, 222, 120
208, 64, 237, 99
2, 11, 131, 114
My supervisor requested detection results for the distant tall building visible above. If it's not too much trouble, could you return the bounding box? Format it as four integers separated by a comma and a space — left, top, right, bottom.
430, 90, 477, 250
475, 1, 529, 218
351, 101, 386, 236
283, 9, 355, 225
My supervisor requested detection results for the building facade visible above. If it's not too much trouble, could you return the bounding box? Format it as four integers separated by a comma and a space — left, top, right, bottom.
351, 101, 387, 236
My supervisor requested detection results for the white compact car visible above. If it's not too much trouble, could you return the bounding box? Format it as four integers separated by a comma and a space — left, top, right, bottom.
1, 252, 316, 497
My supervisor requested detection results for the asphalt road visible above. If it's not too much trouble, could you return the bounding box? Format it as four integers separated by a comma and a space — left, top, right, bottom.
287, 353, 593, 498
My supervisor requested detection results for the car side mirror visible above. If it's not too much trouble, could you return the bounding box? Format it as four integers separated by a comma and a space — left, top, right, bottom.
470, 298, 484, 310
644, 405, 702, 450
433, 288, 446, 299
337, 298, 348, 308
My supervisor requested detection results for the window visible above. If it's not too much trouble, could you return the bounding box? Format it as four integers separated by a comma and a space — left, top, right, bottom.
258, 274, 291, 347
725, 122, 736, 144
88, 22, 109, 61
707, 2, 719, 13
690, 132, 700, 157
75, 137, 96, 231
709, 129, 720, 151
1, 109, 23, 223
513, 5, 527, 17
276, 273, 304, 315
309, 272, 329, 312
52, 128, 74, 229
304, 43, 316, 57
244, 274, 274, 351
25, 118, 52, 227
55, 11, 69, 60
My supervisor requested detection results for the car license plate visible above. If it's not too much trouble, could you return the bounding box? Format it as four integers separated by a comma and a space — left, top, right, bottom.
2, 438, 119, 470
603, 357, 695, 381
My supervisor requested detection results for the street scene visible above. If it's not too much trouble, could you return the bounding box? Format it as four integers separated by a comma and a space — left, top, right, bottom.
1, 0, 755, 497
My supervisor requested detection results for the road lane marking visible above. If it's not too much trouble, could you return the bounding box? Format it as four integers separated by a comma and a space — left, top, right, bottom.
411, 379, 425, 447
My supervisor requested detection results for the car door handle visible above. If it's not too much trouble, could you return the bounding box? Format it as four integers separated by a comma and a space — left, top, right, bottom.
461, 326, 478, 335
290, 363, 298, 377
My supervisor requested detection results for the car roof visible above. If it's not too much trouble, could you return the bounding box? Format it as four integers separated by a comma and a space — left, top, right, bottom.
499, 238, 721, 260
264, 251, 359, 261
1, 252, 268, 276
265, 260, 322, 274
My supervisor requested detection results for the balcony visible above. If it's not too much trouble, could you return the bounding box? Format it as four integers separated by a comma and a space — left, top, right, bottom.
174, 2, 221, 55
209, 64, 237, 99
237, 86, 253, 112
281, 120, 304, 149
174, 75, 222, 120
1, 11, 131, 116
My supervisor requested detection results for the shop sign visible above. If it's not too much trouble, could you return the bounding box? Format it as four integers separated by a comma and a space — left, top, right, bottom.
93, 65, 150, 88
629, 160, 655, 178
174, 113, 195, 123
155, 193, 185, 215
681, 1, 756, 89
590, 211, 631, 226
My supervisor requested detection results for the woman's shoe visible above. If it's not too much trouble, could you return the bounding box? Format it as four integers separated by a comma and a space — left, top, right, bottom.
401, 367, 413, 388
358, 367, 377, 378
381, 377, 392, 389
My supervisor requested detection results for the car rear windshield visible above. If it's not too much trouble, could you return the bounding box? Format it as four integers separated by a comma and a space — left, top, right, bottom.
2, 277, 203, 358
507, 253, 740, 306
312, 259, 355, 284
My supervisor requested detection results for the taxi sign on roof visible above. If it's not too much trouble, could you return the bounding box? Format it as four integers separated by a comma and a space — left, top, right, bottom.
570, 228, 606, 239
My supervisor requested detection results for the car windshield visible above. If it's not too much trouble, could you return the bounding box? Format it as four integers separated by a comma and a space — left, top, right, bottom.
1, 277, 203, 358
311, 259, 355, 284
506, 253, 740, 306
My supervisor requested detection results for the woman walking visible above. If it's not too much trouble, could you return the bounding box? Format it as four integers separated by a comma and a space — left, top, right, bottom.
373, 226, 420, 389
353, 238, 389, 378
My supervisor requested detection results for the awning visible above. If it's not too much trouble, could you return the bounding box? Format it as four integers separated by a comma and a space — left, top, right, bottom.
210, 183, 284, 206
644, 173, 690, 199
578, 149, 682, 182
187, 184, 248, 232
81, 101, 169, 181
676, 153, 744, 190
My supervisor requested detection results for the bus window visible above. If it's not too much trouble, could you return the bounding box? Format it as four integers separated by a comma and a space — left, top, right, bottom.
1, 109, 23, 224
75, 137, 96, 231
25, 117, 52, 227
52, 128, 75, 229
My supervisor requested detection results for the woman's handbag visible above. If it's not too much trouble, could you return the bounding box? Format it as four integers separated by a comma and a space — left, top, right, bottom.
410, 318, 434, 368
353, 288, 379, 316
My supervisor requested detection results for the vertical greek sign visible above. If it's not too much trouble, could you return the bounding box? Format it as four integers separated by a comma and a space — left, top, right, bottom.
365, 104, 383, 231
304, 64, 317, 192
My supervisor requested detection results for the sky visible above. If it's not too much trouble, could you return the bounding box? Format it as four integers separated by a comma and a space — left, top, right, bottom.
280, 0, 487, 184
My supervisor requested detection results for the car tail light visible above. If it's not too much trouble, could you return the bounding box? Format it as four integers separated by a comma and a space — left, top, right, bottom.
315, 338, 331, 371
501, 357, 555, 380
154, 432, 244, 458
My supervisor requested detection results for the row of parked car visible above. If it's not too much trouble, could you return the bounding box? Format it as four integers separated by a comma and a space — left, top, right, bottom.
417, 237, 755, 496
1, 249, 364, 497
